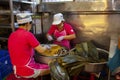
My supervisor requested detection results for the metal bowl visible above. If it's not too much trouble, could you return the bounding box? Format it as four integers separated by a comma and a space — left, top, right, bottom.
34, 44, 68, 64
84, 48, 109, 73
34, 54, 54, 64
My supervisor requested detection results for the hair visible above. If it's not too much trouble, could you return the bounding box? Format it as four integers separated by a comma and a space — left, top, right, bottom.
18, 21, 32, 26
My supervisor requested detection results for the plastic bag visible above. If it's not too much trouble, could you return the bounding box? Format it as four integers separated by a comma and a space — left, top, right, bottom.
107, 46, 120, 72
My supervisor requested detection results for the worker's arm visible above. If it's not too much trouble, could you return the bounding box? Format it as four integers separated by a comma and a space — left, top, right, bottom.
46, 34, 53, 41
34, 45, 47, 55
64, 34, 76, 40
56, 34, 76, 42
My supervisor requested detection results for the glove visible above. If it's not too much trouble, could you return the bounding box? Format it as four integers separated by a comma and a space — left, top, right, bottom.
44, 45, 51, 50
57, 36, 64, 42
47, 35, 53, 41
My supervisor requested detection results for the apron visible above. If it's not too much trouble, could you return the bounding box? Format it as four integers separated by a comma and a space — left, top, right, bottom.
13, 56, 49, 77
54, 29, 70, 49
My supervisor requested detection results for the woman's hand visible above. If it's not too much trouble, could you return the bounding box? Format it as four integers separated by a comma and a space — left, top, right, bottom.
47, 35, 53, 41
44, 45, 51, 50
57, 36, 64, 42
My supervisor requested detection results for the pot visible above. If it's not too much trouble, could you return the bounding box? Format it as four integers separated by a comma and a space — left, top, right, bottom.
84, 48, 109, 73
34, 54, 55, 64
34, 52, 67, 64
34, 44, 68, 64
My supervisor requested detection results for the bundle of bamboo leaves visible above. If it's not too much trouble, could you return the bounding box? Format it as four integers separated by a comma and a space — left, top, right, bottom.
49, 41, 108, 80
68, 41, 108, 63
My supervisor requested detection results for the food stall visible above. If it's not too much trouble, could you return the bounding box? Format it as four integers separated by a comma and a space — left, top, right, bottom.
34, 0, 120, 80
0, 0, 120, 80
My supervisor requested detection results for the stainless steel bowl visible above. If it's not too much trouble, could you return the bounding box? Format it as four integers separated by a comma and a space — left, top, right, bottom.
34, 54, 54, 64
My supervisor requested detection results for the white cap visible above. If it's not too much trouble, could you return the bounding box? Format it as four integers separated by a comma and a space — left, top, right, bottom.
52, 13, 65, 25
16, 13, 32, 24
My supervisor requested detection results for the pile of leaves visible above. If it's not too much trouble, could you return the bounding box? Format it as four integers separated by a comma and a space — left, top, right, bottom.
49, 41, 109, 80
68, 41, 108, 63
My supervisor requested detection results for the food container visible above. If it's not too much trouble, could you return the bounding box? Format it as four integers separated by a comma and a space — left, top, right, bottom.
85, 62, 107, 73
34, 54, 54, 64
84, 48, 109, 73
34, 44, 67, 64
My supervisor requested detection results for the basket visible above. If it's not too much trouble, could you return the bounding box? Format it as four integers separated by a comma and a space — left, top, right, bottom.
0, 50, 9, 58
0, 55, 13, 79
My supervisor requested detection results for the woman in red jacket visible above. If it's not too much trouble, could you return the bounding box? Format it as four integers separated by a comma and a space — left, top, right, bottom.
46, 13, 76, 50
8, 13, 50, 78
